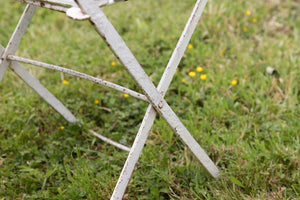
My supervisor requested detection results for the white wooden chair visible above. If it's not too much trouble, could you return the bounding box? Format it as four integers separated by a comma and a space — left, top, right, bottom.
0, 0, 219, 199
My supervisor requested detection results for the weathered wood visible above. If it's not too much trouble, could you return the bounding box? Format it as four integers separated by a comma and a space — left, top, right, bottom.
2, 1, 220, 199
0, 4, 36, 82
7, 55, 149, 102
41, 0, 127, 7
89, 130, 131, 152
1, 1, 135, 151
0, 45, 78, 123
111, 0, 211, 198
15, 0, 128, 20
75, 2, 219, 198
16, 0, 128, 12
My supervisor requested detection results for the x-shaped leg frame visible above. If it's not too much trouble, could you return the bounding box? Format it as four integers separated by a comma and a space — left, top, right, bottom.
0, 5, 78, 123
1, 4, 132, 151
1, 1, 219, 199
74, 0, 219, 198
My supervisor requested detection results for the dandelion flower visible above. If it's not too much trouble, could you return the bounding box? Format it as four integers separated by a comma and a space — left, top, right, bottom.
181, 78, 186, 83
94, 99, 99, 104
200, 74, 207, 80
188, 71, 196, 77
246, 10, 251, 16
220, 52, 224, 57
13, 2, 19, 7
188, 44, 193, 49
62, 80, 69, 85
123, 93, 129, 98
231, 80, 238, 85
243, 27, 248, 32
111, 61, 116, 66
60, 126, 64, 130
252, 18, 257, 23
196, 66, 203, 73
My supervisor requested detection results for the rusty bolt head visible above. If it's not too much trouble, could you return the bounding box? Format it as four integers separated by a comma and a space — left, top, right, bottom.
158, 100, 164, 109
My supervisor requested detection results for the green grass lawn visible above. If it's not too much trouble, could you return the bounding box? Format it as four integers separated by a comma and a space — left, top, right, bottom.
0, 0, 299, 199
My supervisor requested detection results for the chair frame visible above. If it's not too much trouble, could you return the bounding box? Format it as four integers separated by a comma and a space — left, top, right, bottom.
0, 0, 219, 199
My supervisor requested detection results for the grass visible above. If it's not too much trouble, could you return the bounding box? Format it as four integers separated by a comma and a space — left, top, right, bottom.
0, 0, 299, 199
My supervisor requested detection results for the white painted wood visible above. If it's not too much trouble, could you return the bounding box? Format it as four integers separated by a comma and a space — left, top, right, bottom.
33, 0, 77, 7
10, 60, 78, 123
75, 0, 218, 177
0, 45, 78, 123
39, 0, 125, 7
66, 7, 90, 20
2, 45, 131, 150
111, 0, 210, 198
89, 130, 130, 152
75, 0, 162, 106
0, 4, 36, 82
1, 1, 135, 152
2, 1, 219, 199
75, 3, 219, 199
16, 0, 68, 13
17, 0, 128, 10
157, 0, 208, 95
7, 55, 149, 103
112, 105, 156, 199
10, 58, 131, 149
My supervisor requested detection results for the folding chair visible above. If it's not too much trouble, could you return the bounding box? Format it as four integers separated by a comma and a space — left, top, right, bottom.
0, 0, 220, 199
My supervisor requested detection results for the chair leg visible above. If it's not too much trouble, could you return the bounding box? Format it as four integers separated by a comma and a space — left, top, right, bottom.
110, 0, 210, 198
111, 105, 156, 199
0, 4, 37, 82
76, 0, 219, 178
1, 44, 78, 123
10, 61, 78, 123
0, 4, 78, 122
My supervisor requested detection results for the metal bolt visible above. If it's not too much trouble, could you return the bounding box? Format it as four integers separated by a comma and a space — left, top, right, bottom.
158, 100, 164, 109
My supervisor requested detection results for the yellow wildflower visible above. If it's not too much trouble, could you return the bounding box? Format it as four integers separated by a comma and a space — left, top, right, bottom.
171, 35, 175, 39
94, 99, 99, 104
252, 18, 257, 23
220, 52, 224, 57
111, 61, 116, 66
243, 27, 248, 32
231, 80, 238, 85
200, 74, 207, 80
196, 66, 203, 73
188, 71, 196, 77
123, 93, 129, 98
181, 78, 186, 83
281, 8, 287, 13
60, 126, 64, 130
188, 44, 193, 49
62, 80, 69, 85
246, 10, 251, 16
13, 2, 19, 7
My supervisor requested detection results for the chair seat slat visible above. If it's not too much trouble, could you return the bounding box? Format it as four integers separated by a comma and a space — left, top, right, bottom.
17, 0, 127, 8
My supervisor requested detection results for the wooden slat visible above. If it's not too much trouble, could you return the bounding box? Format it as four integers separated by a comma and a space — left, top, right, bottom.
17, 0, 128, 8
43, 0, 77, 6
111, 0, 211, 198
0, 4, 36, 82
76, 0, 220, 182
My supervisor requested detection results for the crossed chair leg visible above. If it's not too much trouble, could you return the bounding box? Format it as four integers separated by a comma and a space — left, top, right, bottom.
0, 1, 219, 199
76, 0, 219, 199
